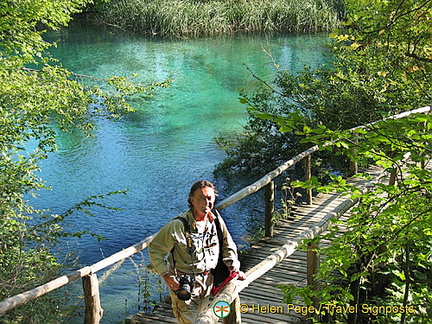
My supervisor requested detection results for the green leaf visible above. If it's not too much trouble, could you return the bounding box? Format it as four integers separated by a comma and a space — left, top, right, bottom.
238, 97, 249, 105
279, 125, 294, 132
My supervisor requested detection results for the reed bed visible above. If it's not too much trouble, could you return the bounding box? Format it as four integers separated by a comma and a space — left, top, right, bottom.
96, 0, 341, 37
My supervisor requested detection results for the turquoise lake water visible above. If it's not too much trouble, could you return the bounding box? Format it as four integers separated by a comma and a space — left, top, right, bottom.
33, 22, 329, 322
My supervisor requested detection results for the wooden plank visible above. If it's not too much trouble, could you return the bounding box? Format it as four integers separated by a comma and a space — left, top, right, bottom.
239, 285, 284, 300
126, 306, 176, 323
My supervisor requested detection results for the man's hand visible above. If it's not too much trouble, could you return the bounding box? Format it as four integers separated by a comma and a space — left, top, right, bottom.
162, 273, 180, 290
236, 270, 247, 280
229, 266, 246, 280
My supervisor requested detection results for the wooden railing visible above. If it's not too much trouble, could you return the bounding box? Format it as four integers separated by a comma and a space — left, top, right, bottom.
0, 106, 430, 324
196, 197, 361, 324
0, 235, 155, 323
196, 105, 431, 323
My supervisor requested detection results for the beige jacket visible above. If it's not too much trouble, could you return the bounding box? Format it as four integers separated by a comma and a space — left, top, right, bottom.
148, 209, 240, 276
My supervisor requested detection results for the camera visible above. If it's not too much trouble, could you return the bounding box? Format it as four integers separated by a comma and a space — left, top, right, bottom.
176, 274, 195, 301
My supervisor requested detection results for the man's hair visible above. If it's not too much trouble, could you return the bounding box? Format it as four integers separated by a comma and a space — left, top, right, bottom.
187, 180, 217, 208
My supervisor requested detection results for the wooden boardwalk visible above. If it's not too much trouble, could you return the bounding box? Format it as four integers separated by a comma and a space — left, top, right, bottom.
126, 166, 385, 324
237, 196, 354, 324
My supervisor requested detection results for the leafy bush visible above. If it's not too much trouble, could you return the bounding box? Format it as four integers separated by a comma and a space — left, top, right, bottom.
1, 0, 168, 322
215, 0, 431, 179
280, 112, 432, 323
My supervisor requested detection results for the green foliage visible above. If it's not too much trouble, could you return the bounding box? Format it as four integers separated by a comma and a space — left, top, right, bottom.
281, 113, 432, 323
216, 0, 431, 179
325, 0, 432, 114
95, 0, 341, 36
0, 191, 128, 323
1, 0, 170, 322
260, 0, 432, 322
130, 253, 167, 313
0, 0, 90, 65
215, 91, 313, 177
215, 74, 353, 178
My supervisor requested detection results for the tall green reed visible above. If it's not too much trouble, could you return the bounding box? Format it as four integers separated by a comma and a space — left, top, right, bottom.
96, 0, 341, 36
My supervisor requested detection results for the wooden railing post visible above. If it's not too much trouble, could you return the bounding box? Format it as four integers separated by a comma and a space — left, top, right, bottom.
264, 180, 275, 237
349, 158, 358, 176
305, 155, 313, 205
223, 296, 241, 324
348, 142, 359, 176
82, 273, 103, 324
307, 241, 320, 319
389, 169, 397, 186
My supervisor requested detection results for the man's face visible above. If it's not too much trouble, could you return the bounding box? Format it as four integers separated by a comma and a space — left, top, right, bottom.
190, 186, 216, 218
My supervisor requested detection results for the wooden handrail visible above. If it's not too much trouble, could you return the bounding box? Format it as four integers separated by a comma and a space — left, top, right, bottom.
215, 145, 320, 210
1, 106, 429, 323
196, 196, 362, 323
0, 235, 154, 314
215, 105, 430, 211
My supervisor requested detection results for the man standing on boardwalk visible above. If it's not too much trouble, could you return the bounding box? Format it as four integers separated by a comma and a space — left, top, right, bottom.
148, 180, 245, 323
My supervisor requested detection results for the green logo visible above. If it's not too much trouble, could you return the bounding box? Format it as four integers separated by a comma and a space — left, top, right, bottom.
213, 300, 231, 318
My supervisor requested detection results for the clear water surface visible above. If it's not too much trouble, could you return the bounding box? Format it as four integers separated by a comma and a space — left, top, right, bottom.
33, 21, 329, 322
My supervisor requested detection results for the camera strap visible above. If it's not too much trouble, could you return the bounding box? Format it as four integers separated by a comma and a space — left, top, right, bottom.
173, 216, 194, 254
171, 216, 196, 278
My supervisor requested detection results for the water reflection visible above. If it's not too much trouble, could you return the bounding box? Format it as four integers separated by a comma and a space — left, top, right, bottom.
34, 22, 329, 322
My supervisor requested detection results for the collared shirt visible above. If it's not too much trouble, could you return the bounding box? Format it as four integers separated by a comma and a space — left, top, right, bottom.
148, 209, 240, 276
